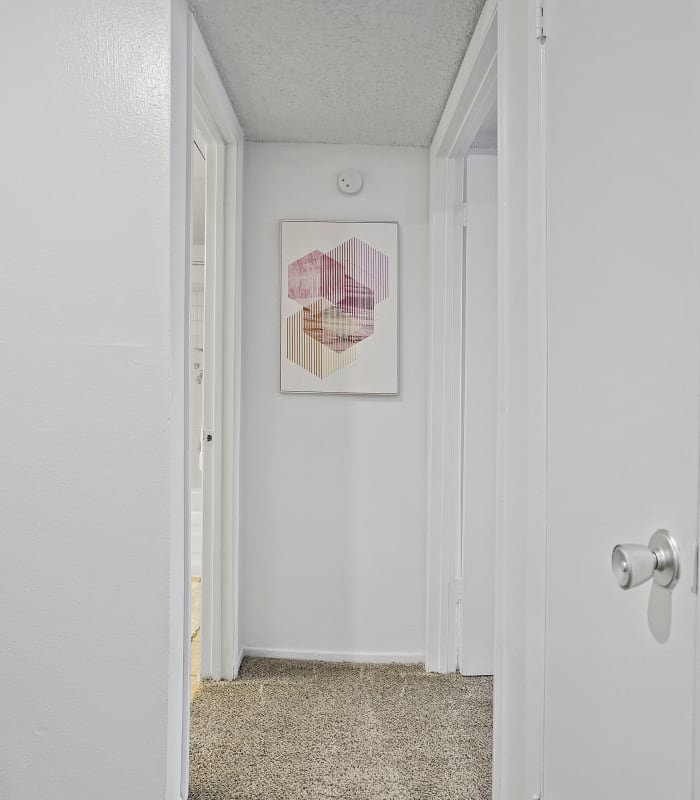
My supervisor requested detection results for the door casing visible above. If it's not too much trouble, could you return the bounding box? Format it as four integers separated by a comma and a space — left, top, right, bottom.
176, 16, 245, 800
426, 0, 549, 796
190, 15, 245, 685
425, 0, 499, 676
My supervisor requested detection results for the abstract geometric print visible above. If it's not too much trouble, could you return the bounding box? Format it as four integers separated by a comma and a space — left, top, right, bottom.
284, 237, 390, 379
285, 303, 357, 379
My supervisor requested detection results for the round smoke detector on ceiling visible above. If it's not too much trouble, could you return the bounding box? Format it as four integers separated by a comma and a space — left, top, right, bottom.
337, 169, 363, 195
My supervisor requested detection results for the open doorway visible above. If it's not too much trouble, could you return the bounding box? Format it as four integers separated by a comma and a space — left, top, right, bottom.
189, 133, 206, 701
424, 0, 500, 788
180, 20, 245, 798
187, 11, 499, 800
184, 3, 499, 798
188, 98, 226, 696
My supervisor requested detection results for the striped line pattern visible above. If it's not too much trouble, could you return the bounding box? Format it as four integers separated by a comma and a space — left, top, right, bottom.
286, 306, 356, 379
335, 275, 375, 325
285, 236, 389, 380
288, 250, 345, 305
327, 238, 389, 305
303, 298, 374, 353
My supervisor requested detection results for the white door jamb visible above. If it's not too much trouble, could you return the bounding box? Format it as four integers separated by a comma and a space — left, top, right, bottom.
191, 15, 244, 684
426, 0, 548, 797
176, 17, 245, 800
425, 0, 498, 675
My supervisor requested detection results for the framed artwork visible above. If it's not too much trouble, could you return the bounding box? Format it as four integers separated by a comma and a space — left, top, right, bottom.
280, 220, 399, 394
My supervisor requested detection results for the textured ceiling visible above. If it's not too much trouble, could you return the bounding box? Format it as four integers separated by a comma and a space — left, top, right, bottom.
190, 0, 487, 146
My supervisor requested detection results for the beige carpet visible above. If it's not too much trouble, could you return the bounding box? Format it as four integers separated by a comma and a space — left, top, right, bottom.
189, 658, 492, 800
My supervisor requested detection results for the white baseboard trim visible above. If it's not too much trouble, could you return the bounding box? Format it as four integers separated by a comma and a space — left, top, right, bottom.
241, 647, 425, 665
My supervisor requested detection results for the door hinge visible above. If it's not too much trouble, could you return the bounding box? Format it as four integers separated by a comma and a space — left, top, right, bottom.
535, 0, 546, 43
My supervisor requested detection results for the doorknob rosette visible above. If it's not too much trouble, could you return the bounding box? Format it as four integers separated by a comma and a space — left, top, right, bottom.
611, 529, 680, 591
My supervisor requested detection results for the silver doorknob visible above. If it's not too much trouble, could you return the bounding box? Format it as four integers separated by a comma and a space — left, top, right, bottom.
611, 529, 680, 590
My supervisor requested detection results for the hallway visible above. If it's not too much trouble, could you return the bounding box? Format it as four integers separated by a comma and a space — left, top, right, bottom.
7, 2, 700, 799
189, 660, 492, 800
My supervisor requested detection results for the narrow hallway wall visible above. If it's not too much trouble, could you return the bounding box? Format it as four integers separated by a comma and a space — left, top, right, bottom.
0, 1, 189, 797
241, 143, 429, 661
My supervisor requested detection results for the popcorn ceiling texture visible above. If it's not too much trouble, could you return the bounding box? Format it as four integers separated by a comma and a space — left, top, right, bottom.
189, 0, 487, 146
188, 658, 492, 799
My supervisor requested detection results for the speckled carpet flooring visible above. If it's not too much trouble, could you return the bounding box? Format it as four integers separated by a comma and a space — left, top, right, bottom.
189, 658, 492, 800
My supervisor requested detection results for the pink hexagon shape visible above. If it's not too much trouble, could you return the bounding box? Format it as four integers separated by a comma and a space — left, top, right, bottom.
288, 250, 345, 306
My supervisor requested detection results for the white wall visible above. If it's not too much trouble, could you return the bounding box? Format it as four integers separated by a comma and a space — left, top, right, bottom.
241, 143, 429, 661
0, 2, 188, 798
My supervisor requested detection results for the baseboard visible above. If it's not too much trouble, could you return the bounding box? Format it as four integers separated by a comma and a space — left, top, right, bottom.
241, 647, 425, 665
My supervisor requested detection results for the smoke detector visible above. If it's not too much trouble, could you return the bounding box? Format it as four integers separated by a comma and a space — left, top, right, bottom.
337, 169, 363, 195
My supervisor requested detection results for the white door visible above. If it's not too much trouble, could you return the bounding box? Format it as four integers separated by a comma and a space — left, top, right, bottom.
460, 152, 497, 676
196, 104, 225, 678
541, 2, 700, 798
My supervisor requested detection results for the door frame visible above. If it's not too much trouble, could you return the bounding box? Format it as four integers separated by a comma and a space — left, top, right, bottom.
425, 0, 548, 796
192, 96, 226, 683
190, 15, 245, 683
425, 0, 498, 675
177, 15, 245, 799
